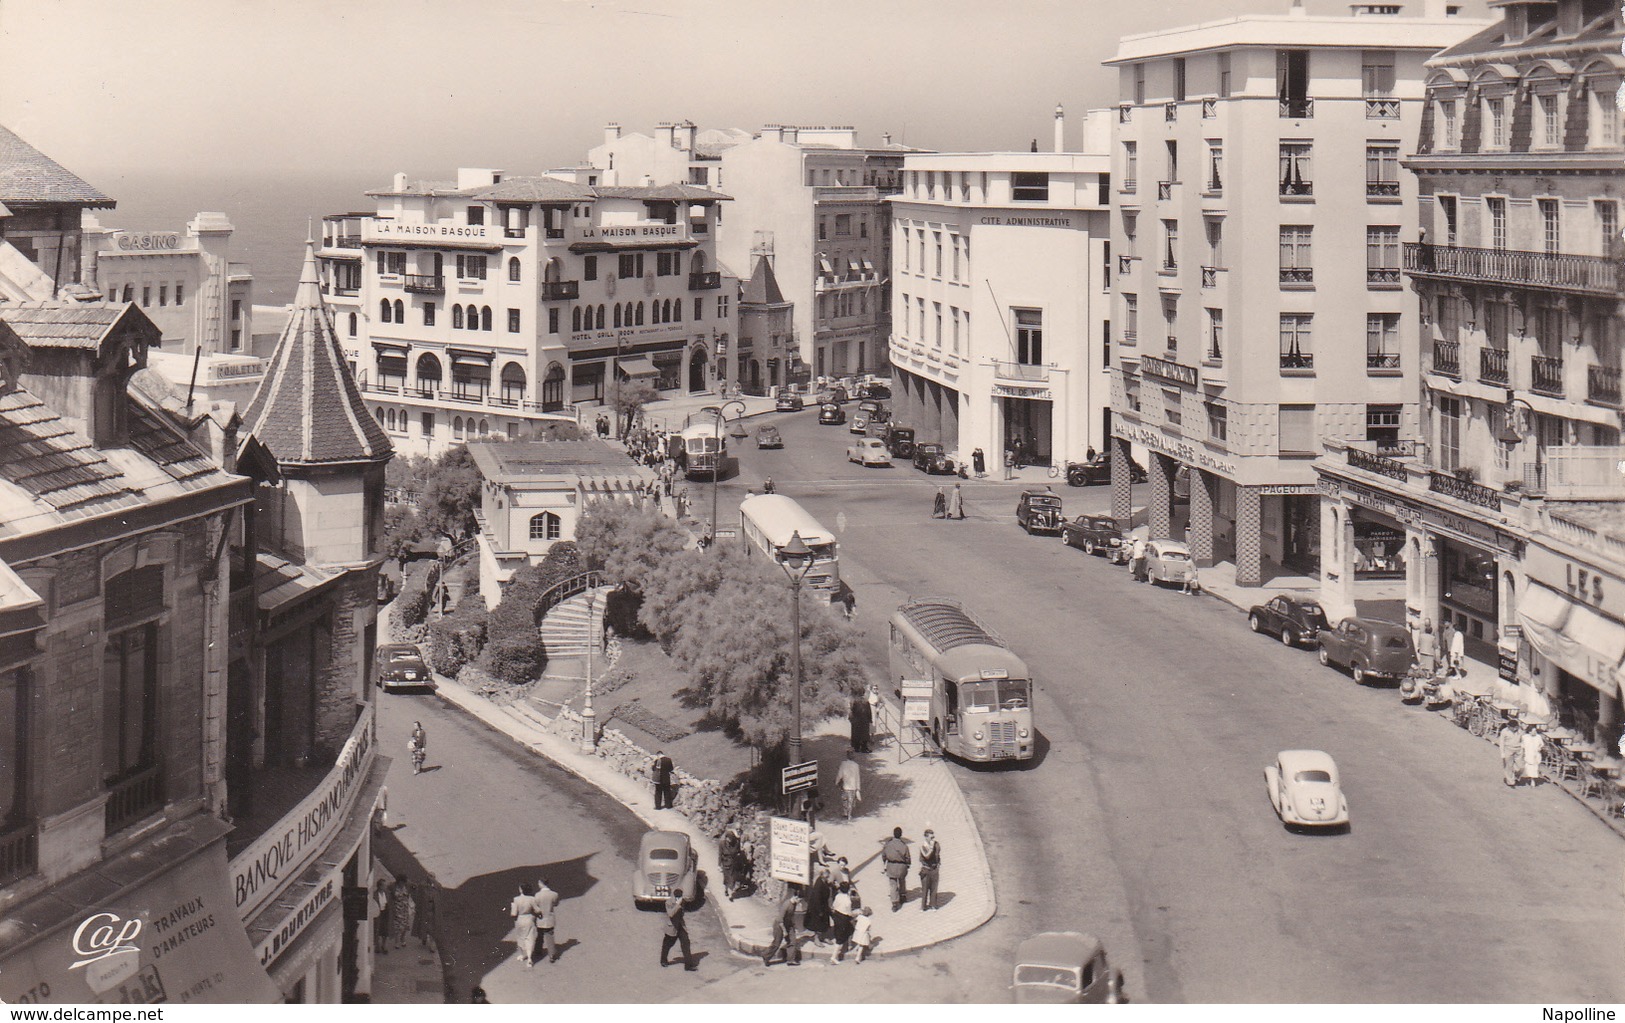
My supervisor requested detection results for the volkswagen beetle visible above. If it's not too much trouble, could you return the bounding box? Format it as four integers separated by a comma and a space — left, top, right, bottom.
1265, 749, 1350, 829
818, 402, 845, 426
632, 829, 699, 908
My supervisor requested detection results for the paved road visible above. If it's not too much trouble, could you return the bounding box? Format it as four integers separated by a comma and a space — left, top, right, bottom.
374, 689, 750, 1003
696, 407, 1625, 1004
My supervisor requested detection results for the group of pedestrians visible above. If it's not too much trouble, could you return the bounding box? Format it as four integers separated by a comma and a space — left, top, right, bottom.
1498, 709, 1548, 789
373, 874, 435, 954
762, 852, 875, 966
931, 484, 966, 520
507, 878, 561, 968
1411, 618, 1468, 678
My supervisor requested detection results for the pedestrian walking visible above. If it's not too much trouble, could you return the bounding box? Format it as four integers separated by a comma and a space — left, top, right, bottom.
917, 828, 941, 912
1448, 623, 1467, 679
659, 891, 697, 970
849, 693, 872, 754
509, 883, 538, 967
1498, 711, 1523, 788
828, 883, 855, 963
933, 487, 946, 519
948, 483, 965, 520
415, 879, 437, 947
533, 877, 559, 965
841, 588, 856, 620
972, 448, 986, 477
372, 877, 392, 954
719, 828, 745, 901
409, 721, 427, 775
761, 892, 797, 966
1416, 620, 1440, 677
1129, 536, 1148, 582
1004, 446, 1016, 480
1520, 722, 1544, 787
390, 878, 415, 949
881, 826, 912, 911
851, 908, 875, 963
837, 750, 863, 820
764, 476, 776, 495
650, 750, 675, 810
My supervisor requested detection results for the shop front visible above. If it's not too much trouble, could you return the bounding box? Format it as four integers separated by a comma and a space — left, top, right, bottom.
998, 390, 1053, 467
1436, 536, 1500, 664
1518, 543, 1625, 749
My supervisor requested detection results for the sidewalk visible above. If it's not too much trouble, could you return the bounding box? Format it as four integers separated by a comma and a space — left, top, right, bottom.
432, 674, 997, 959
581, 389, 781, 435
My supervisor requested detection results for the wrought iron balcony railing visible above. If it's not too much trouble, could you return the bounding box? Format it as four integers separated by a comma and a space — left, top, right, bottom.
1432, 340, 1461, 378
1479, 346, 1509, 385
1367, 181, 1401, 198
1403, 242, 1624, 297
1157, 181, 1174, 200
1279, 98, 1314, 118
1349, 447, 1409, 482
1202, 98, 1217, 118
540, 280, 580, 301
1365, 97, 1400, 119
1280, 267, 1313, 285
1366, 352, 1400, 371
1164, 101, 1178, 122
1280, 351, 1314, 371
105, 766, 163, 834
403, 274, 444, 294
1532, 354, 1565, 396
1429, 470, 1502, 511
689, 271, 722, 290
1588, 363, 1622, 407
1201, 266, 1219, 288
1367, 268, 1401, 287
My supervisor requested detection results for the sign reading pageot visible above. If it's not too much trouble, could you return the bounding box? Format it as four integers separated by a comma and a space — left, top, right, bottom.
230, 705, 376, 920
769, 816, 811, 885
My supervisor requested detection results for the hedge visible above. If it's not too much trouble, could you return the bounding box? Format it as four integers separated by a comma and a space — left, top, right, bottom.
424, 593, 488, 677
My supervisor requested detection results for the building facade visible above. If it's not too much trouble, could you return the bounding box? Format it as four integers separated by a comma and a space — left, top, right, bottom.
1107, 0, 1486, 586
322, 168, 734, 458
889, 110, 1115, 470
0, 124, 115, 303
737, 254, 796, 392
591, 123, 912, 383
1316, 0, 1624, 742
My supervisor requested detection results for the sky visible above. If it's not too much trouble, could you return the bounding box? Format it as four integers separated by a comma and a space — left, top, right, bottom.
0, 0, 1292, 183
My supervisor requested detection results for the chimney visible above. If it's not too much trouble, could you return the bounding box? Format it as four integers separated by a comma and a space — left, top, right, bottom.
393, 171, 408, 191
657, 122, 677, 149
1054, 103, 1066, 153
604, 122, 622, 146
784, 125, 799, 145
682, 121, 697, 152
882, 132, 893, 147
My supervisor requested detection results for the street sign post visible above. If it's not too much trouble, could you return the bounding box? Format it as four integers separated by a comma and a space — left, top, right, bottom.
780, 759, 818, 795
769, 816, 811, 885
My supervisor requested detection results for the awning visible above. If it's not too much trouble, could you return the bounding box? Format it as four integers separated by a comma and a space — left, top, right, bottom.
0, 826, 279, 1004
1519, 583, 1571, 632
449, 348, 494, 366
617, 356, 658, 377
1520, 583, 1624, 698
370, 341, 410, 355
818, 255, 834, 275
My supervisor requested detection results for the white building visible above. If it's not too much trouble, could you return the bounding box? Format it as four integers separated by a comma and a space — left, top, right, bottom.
889, 108, 1115, 470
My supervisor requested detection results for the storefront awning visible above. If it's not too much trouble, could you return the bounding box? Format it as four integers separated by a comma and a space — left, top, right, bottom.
1520, 582, 1571, 631
1520, 583, 1624, 699
449, 348, 495, 366
617, 356, 658, 377
370, 341, 410, 355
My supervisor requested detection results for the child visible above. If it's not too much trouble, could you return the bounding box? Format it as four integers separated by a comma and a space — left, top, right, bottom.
851, 907, 875, 963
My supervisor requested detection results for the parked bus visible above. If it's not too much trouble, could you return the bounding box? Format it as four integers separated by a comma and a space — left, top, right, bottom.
738, 494, 841, 602
678, 420, 733, 480
888, 598, 1035, 763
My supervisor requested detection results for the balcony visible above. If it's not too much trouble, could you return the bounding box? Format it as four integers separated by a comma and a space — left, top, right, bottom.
1365, 97, 1400, 119
992, 360, 1050, 383
1118, 254, 1134, 275
1366, 352, 1401, 371
1279, 98, 1314, 118
1160, 259, 1178, 276
545, 227, 565, 240
1479, 346, 1509, 385
403, 273, 444, 294
1366, 180, 1401, 199
1279, 178, 1314, 198
689, 219, 709, 235
1157, 181, 1174, 200
1429, 470, 1502, 511
105, 766, 163, 834
1202, 98, 1217, 118
0, 821, 37, 884
1201, 266, 1221, 288
1349, 447, 1410, 482
1432, 340, 1460, 378
1279, 267, 1313, 286
540, 279, 580, 301
505, 226, 528, 240
1403, 242, 1625, 298
1367, 268, 1401, 287
1118, 104, 1132, 123
689, 271, 722, 290
1528, 446, 1625, 498
332, 235, 363, 249
1280, 352, 1315, 371
1164, 101, 1178, 122
1165, 335, 1179, 356
1531, 354, 1565, 396
1588, 363, 1622, 407
1122, 179, 1137, 195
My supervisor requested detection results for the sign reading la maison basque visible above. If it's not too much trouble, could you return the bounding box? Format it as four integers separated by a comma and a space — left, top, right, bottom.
576, 224, 684, 241
366, 221, 493, 243
230, 706, 375, 921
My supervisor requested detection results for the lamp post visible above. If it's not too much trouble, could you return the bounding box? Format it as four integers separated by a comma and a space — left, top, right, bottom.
708, 398, 748, 550
780, 530, 815, 766
580, 589, 598, 753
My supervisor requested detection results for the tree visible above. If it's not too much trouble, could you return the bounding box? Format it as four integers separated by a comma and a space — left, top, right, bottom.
609, 379, 661, 440
418, 445, 481, 542
475, 541, 587, 685
576, 500, 688, 594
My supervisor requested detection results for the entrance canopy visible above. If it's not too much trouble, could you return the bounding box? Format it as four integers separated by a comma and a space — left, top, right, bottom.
1520, 583, 1625, 698
617, 356, 658, 378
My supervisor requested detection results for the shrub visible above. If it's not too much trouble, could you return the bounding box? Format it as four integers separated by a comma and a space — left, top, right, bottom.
424, 595, 488, 676
603, 586, 645, 639
395, 560, 441, 628
482, 633, 546, 687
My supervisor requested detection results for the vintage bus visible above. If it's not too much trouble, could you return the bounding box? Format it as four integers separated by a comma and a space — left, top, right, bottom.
678, 420, 733, 480
738, 494, 841, 602
888, 598, 1035, 763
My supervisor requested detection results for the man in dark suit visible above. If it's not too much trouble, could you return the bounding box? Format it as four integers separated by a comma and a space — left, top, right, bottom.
650, 751, 675, 809
849, 693, 872, 753
660, 891, 697, 971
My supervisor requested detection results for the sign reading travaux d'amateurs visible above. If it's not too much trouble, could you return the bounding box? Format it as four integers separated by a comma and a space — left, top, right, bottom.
230, 708, 375, 920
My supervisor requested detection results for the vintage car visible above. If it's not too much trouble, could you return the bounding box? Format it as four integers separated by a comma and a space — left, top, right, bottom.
1012, 932, 1121, 1004
1265, 749, 1350, 829
1061, 514, 1125, 560
755, 424, 784, 449
1248, 594, 1330, 648
856, 399, 884, 416
1317, 617, 1415, 684
817, 402, 846, 426
376, 643, 434, 692
857, 381, 891, 400
864, 408, 893, 436
1142, 539, 1193, 585
849, 411, 871, 434
631, 829, 700, 908
1066, 452, 1148, 487
1016, 488, 1065, 535
847, 436, 893, 467
774, 392, 804, 412
883, 425, 916, 459
912, 443, 956, 475
814, 385, 849, 405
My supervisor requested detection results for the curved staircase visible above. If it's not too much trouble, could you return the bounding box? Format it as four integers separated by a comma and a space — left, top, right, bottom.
538, 585, 614, 680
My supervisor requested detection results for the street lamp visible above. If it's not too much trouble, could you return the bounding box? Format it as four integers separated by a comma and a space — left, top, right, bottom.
708, 398, 748, 550
779, 529, 815, 765
580, 589, 598, 753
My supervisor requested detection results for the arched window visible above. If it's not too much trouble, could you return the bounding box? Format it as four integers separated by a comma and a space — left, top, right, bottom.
542, 362, 566, 411
399, 407, 407, 429
596, 305, 606, 329
380, 299, 393, 323
529, 512, 562, 541
416, 353, 442, 395
674, 299, 682, 322
634, 302, 645, 326
478, 418, 489, 435
453, 416, 464, 440
393, 299, 404, 322
508, 257, 522, 282
500, 362, 527, 403
572, 307, 582, 331
543, 258, 563, 283
651, 301, 662, 324
452, 305, 465, 329
623, 302, 634, 325
348, 312, 358, 336
481, 306, 492, 331
614, 304, 623, 328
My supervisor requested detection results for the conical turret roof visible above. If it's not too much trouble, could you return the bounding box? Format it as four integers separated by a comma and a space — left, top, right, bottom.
241, 242, 391, 466
741, 254, 787, 306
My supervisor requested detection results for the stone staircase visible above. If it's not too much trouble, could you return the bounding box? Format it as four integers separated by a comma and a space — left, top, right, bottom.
539, 585, 614, 680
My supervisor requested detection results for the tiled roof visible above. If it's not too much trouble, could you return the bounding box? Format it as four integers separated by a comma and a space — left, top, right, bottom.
469, 439, 653, 485
461, 176, 597, 203
255, 551, 341, 614
0, 302, 144, 351
592, 183, 731, 202
0, 126, 114, 206
741, 254, 787, 306
240, 243, 391, 466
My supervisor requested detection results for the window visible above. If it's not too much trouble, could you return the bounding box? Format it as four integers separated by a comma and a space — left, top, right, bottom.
1205, 308, 1223, 362
1439, 194, 1458, 245
934, 234, 943, 277
899, 225, 911, 271
1279, 226, 1313, 284
717, 295, 729, 318
817, 218, 827, 241
529, 512, 562, 541
583, 255, 598, 281
122, 284, 132, 303
1366, 404, 1401, 449
102, 565, 164, 811
1278, 405, 1317, 455
1123, 295, 1138, 342
1217, 53, 1232, 98
1123, 212, 1138, 259
231, 298, 241, 321
452, 305, 464, 329
456, 254, 488, 280
1540, 199, 1561, 253
1161, 220, 1179, 271
1277, 49, 1311, 117
174, 284, 183, 305
510, 308, 522, 333
1436, 292, 1461, 342
617, 253, 645, 278
1163, 389, 1183, 427
1595, 88, 1622, 148
1438, 99, 1458, 148
158, 284, 168, 306
1133, 63, 1146, 105
934, 304, 943, 348
509, 257, 522, 282
1207, 401, 1228, 441
1487, 197, 1507, 250
951, 235, 961, 279
1600, 201, 1620, 257
1366, 314, 1400, 369
917, 229, 926, 272
1366, 143, 1400, 198
1014, 309, 1043, 364
694, 297, 702, 321
394, 299, 404, 323
1205, 218, 1223, 267
378, 250, 406, 275
1362, 51, 1396, 117
1279, 142, 1312, 197
1485, 96, 1507, 148
422, 411, 435, 437
1280, 314, 1313, 369
1366, 227, 1401, 286
1173, 58, 1187, 102
835, 214, 852, 236
1437, 396, 1460, 471
141, 285, 150, 307
1205, 143, 1222, 193
1162, 296, 1178, 353
348, 312, 358, 336
1011, 172, 1049, 202
951, 307, 961, 353
381, 299, 394, 324
424, 301, 436, 326
1164, 140, 1178, 183
1123, 142, 1137, 192
1485, 299, 1510, 350
466, 205, 485, 226
1536, 92, 1561, 148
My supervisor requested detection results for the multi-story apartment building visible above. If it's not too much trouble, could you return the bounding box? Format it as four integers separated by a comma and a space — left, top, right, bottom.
591, 123, 913, 384
1317, 0, 1623, 740
322, 168, 733, 457
1106, 0, 1485, 587
889, 109, 1116, 469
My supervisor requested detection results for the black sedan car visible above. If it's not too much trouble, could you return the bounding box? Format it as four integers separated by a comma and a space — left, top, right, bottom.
376, 643, 435, 692
858, 382, 891, 400
817, 402, 846, 425
1247, 594, 1330, 648
1016, 488, 1065, 535
883, 425, 916, 459
912, 443, 956, 474
1060, 514, 1125, 560
774, 392, 804, 412
1066, 452, 1149, 486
